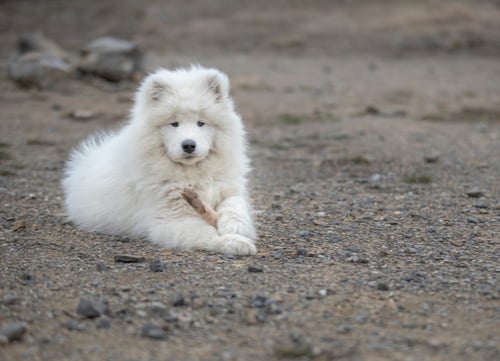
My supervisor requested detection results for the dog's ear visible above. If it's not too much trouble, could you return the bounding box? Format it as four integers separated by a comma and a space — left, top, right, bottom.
149, 78, 174, 102
139, 71, 173, 103
206, 70, 230, 103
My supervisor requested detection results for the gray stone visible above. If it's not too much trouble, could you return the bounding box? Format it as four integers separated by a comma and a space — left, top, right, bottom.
377, 281, 390, 291
248, 265, 264, 273
142, 322, 166, 340
78, 37, 143, 81
76, 297, 109, 318
96, 317, 111, 329
0, 322, 27, 342
466, 188, 484, 198
114, 254, 145, 263
18, 32, 72, 62
149, 260, 167, 272
2, 293, 20, 305
8, 52, 71, 90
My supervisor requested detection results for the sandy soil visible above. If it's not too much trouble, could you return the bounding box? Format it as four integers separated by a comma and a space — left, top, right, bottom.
1, 1, 499, 360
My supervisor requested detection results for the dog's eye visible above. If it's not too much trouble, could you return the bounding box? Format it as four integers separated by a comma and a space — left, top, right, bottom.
171, 122, 179, 127
197, 121, 205, 127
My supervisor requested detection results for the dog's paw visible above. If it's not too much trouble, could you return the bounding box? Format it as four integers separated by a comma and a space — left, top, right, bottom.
217, 219, 257, 240
211, 234, 257, 256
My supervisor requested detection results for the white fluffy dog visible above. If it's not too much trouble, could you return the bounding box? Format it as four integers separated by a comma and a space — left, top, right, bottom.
63, 66, 257, 255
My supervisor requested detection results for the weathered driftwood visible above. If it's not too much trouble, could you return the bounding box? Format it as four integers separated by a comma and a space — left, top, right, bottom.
180, 188, 218, 227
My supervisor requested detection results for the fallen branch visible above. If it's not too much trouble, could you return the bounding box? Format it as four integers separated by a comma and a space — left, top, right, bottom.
180, 188, 218, 227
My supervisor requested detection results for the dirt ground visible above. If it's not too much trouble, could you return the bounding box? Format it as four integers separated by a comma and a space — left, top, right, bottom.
1, 0, 499, 360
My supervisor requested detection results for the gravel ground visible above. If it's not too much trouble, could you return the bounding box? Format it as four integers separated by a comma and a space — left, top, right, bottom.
1, 1, 499, 360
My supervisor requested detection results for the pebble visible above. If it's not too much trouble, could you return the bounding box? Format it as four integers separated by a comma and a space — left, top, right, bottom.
96, 317, 111, 329
69, 110, 97, 121
63, 319, 86, 331
376, 282, 390, 291
96, 262, 108, 272
466, 188, 484, 198
271, 250, 284, 259
76, 297, 109, 318
114, 254, 145, 263
424, 152, 440, 163
172, 294, 188, 307
317, 289, 328, 297
149, 260, 167, 272
0, 322, 27, 342
141, 322, 166, 340
248, 266, 263, 273
337, 324, 353, 334
296, 248, 308, 257
250, 294, 271, 308
2, 293, 20, 305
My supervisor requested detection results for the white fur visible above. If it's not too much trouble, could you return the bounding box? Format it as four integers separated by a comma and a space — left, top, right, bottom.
63, 66, 257, 255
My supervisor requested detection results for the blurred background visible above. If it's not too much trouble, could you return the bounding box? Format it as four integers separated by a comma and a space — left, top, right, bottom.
2, 0, 500, 121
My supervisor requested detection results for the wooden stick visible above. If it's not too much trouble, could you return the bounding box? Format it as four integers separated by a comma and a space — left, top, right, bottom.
180, 188, 218, 227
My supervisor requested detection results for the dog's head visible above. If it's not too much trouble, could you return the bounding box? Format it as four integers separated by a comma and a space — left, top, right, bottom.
133, 66, 237, 166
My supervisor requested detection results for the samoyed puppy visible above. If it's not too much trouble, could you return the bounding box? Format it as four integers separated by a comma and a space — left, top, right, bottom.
63, 66, 257, 255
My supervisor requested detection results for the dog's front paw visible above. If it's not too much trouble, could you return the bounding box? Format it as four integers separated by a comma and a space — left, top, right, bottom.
211, 234, 257, 256
217, 218, 257, 240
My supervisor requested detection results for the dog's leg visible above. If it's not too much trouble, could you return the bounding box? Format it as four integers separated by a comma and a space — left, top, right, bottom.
216, 196, 257, 240
148, 216, 256, 255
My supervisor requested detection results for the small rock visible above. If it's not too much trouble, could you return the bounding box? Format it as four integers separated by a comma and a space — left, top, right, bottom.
76, 297, 109, 318
114, 254, 145, 263
250, 294, 271, 308
172, 294, 188, 307
149, 260, 167, 272
96, 317, 111, 329
317, 289, 328, 297
376, 282, 390, 291
141, 322, 166, 340
365, 105, 380, 115
337, 324, 353, 334
424, 153, 440, 163
96, 262, 108, 272
450, 240, 465, 247
8, 52, 72, 90
248, 266, 263, 273
17, 32, 72, 62
78, 37, 143, 81
149, 302, 167, 315
20, 272, 34, 282
0, 322, 27, 342
271, 250, 284, 259
466, 188, 484, 198
296, 248, 308, 257
69, 110, 97, 121
63, 319, 85, 331
2, 293, 20, 305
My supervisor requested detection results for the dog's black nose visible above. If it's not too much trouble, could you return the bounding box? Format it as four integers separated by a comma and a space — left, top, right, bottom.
181, 139, 196, 154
